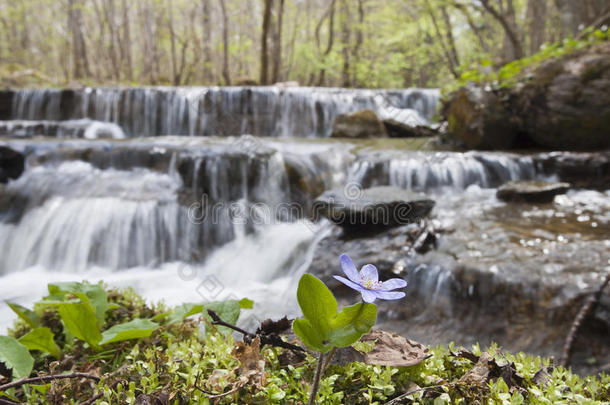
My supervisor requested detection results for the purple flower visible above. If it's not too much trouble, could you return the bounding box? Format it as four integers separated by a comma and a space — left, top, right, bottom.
333, 254, 407, 303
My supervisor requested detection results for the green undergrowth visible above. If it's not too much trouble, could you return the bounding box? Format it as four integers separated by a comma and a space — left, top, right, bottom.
445, 27, 610, 94
1, 283, 609, 404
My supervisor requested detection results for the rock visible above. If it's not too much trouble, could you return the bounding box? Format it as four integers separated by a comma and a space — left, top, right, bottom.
496, 180, 570, 203
331, 109, 388, 139
0, 146, 25, 183
442, 42, 610, 150
0, 90, 13, 120
382, 119, 438, 138
518, 42, 610, 150
313, 186, 434, 233
532, 151, 610, 189
443, 86, 520, 149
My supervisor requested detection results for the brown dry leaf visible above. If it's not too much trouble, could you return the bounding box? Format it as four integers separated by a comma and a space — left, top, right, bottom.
458, 352, 525, 393
233, 336, 267, 389
361, 330, 431, 367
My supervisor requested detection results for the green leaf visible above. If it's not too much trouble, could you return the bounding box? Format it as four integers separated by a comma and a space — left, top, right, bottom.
58, 302, 102, 350
6, 301, 40, 329
328, 302, 377, 347
18, 327, 61, 359
167, 303, 204, 324
45, 282, 109, 326
0, 336, 34, 380
296, 274, 337, 336
202, 300, 241, 335
100, 318, 159, 345
238, 298, 254, 309
293, 274, 377, 352
292, 318, 331, 353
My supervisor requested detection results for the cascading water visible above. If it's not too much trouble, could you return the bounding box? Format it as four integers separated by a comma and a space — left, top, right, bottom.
1, 87, 608, 371
9, 87, 440, 137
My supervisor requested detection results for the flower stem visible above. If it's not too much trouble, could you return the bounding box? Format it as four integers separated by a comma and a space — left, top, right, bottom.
308, 352, 325, 405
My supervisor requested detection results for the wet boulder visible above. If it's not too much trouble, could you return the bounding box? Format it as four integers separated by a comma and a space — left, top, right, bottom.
313, 185, 434, 233
443, 42, 610, 150
0, 146, 25, 183
496, 180, 570, 203
382, 119, 438, 138
443, 86, 520, 149
331, 109, 388, 139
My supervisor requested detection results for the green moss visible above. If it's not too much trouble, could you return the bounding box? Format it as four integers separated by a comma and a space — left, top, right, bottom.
3, 286, 609, 404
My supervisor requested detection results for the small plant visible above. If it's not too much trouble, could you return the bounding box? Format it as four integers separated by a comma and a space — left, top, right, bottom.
292, 253, 408, 404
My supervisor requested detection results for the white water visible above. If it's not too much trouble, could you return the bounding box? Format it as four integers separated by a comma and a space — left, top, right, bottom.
11, 87, 440, 137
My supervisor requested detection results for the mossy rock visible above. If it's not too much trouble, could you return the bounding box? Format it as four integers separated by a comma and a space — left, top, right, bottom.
331, 109, 388, 139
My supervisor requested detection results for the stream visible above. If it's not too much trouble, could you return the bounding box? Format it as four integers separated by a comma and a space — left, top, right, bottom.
0, 86, 608, 373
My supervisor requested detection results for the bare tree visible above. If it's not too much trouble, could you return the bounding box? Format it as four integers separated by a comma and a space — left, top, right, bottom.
271, 0, 285, 83
480, 0, 524, 60
67, 0, 91, 79
219, 0, 231, 85
260, 0, 273, 84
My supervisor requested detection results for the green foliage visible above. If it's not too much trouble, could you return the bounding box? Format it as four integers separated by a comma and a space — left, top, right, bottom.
17, 327, 61, 359
0, 336, 34, 380
165, 303, 204, 325
202, 300, 242, 335
293, 274, 377, 353
450, 28, 610, 92
6, 302, 40, 329
45, 281, 109, 326
99, 318, 158, 345
57, 301, 103, 350
2, 285, 610, 404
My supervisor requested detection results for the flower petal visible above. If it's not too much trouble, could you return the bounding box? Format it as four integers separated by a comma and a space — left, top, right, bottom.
359, 264, 378, 283
380, 278, 407, 291
333, 275, 364, 292
340, 254, 360, 283
374, 291, 406, 300
360, 289, 377, 303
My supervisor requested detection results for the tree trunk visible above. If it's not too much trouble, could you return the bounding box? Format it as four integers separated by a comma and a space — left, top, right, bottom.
452, 2, 490, 53
260, 0, 273, 85
271, 0, 285, 83
68, 0, 91, 80
121, 0, 133, 82
352, 0, 364, 86
427, 5, 459, 78
527, 0, 547, 55
441, 6, 460, 69
480, 0, 524, 60
316, 0, 336, 86
340, 0, 351, 87
219, 0, 231, 85
201, 0, 213, 83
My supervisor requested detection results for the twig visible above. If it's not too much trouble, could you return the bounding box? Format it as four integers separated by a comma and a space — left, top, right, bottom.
207, 310, 305, 352
561, 273, 610, 367
383, 383, 450, 405
0, 373, 100, 391
0, 397, 20, 405
193, 383, 240, 399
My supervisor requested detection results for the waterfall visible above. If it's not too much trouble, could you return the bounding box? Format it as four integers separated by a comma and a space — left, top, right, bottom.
10, 87, 440, 137
349, 151, 539, 191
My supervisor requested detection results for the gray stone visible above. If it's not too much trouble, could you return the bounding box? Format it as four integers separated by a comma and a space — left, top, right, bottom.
496, 180, 570, 203
331, 109, 388, 139
313, 185, 434, 232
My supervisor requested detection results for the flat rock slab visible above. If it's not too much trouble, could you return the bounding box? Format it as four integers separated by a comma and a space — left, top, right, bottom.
497, 180, 570, 203
313, 185, 435, 232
